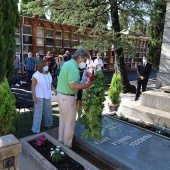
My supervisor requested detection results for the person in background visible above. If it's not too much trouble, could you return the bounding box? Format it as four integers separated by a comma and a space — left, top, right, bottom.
63, 50, 71, 62
57, 48, 94, 148
35, 53, 41, 70
59, 55, 65, 68
86, 55, 94, 74
134, 56, 152, 101
76, 67, 89, 119
93, 53, 103, 73
31, 60, 57, 134
13, 54, 20, 87
53, 55, 63, 86
24, 52, 36, 84
43, 51, 55, 75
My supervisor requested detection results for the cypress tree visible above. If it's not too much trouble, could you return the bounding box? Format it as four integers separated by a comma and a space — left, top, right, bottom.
0, 0, 19, 83
0, 0, 19, 135
148, 0, 166, 70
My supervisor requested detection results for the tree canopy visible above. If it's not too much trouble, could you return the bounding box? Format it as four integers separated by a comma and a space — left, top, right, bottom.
21, 0, 161, 93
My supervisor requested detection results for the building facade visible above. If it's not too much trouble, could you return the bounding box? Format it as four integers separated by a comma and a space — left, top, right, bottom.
15, 15, 150, 73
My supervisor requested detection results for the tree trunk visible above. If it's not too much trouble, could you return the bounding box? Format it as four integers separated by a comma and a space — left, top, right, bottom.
110, 2, 136, 94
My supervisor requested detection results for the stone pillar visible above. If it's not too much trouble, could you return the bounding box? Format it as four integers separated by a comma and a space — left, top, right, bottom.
156, 0, 170, 88
0, 134, 22, 170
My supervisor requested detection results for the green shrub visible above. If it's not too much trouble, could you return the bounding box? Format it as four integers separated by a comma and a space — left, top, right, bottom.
108, 71, 122, 106
0, 78, 18, 135
80, 71, 107, 140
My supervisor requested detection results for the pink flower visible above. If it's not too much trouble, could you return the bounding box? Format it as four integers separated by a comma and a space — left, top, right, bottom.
37, 141, 42, 146
43, 138, 47, 141
39, 136, 44, 141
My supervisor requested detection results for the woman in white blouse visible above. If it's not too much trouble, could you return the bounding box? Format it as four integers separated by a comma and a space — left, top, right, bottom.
31, 60, 57, 133
86, 55, 94, 73
93, 53, 103, 73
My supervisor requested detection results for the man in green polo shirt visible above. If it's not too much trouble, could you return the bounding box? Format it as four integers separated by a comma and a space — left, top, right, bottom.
57, 48, 94, 148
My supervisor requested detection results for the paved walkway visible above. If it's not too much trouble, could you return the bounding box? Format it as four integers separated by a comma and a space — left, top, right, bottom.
19, 152, 42, 170
18, 79, 156, 170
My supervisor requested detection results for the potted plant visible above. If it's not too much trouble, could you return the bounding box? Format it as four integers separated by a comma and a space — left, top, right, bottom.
0, 78, 18, 135
108, 71, 122, 112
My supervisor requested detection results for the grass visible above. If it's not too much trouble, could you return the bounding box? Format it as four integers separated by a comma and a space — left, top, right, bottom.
14, 108, 59, 139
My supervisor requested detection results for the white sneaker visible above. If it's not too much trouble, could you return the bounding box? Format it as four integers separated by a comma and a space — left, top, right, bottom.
15, 83, 20, 87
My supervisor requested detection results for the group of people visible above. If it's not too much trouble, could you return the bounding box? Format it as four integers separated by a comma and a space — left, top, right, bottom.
30, 49, 152, 149
13, 48, 152, 149
31, 48, 94, 149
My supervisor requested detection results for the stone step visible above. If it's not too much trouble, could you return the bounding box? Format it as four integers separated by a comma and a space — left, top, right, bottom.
141, 91, 170, 112
160, 86, 170, 92
117, 97, 170, 128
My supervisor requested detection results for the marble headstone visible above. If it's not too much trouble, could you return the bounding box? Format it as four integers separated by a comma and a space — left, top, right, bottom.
74, 116, 170, 170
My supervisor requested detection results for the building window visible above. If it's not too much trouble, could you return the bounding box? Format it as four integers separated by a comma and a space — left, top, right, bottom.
72, 41, 78, 47
56, 40, 62, 47
64, 40, 70, 47
37, 47, 44, 54
55, 31, 62, 47
56, 31, 62, 39
80, 35, 84, 43
72, 33, 78, 40
72, 33, 78, 48
23, 26, 32, 55
23, 45, 32, 53
46, 38, 54, 46
15, 27, 20, 33
23, 26, 32, 35
46, 29, 54, 47
64, 32, 70, 39
16, 45, 21, 53
64, 32, 70, 48
46, 29, 53, 38
23, 35, 32, 44
15, 35, 20, 44
36, 27, 44, 54
37, 38, 44, 45
37, 28, 44, 37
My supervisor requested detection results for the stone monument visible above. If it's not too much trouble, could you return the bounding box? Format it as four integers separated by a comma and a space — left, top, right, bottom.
156, 0, 170, 88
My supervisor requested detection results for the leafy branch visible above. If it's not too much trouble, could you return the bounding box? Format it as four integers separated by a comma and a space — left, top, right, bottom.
79, 71, 107, 140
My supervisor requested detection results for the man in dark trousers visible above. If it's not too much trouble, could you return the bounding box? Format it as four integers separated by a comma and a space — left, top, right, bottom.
135, 56, 152, 101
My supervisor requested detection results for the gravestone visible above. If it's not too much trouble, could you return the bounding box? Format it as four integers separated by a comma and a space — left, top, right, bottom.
74, 115, 170, 170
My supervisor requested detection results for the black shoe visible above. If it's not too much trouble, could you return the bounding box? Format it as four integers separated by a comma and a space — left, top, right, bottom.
44, 126, 53, 130
31, 130, 39, 134
47, 126, 53, 129
134, 97, 138, 101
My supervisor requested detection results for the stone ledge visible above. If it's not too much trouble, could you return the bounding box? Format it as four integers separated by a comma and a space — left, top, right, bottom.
118, 98, 170, 128
0, 134, 19, 148
20, 132, 99, 170
141, 91, 170, 112
0, 134, 22, 170
160, 86, 170, 92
